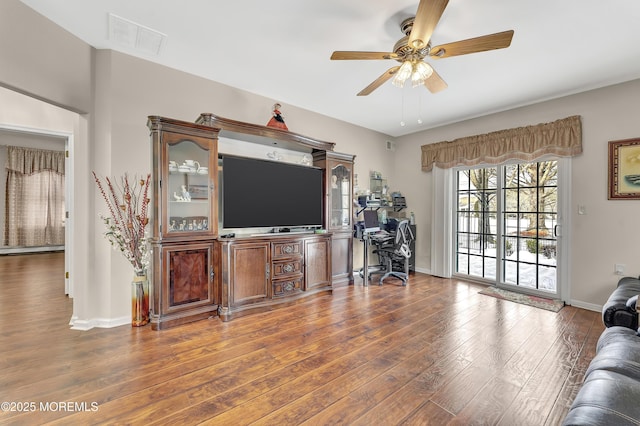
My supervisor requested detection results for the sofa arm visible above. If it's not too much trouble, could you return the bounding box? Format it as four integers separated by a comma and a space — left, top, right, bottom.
602, 277, 640, 329
602, 302, 638, 329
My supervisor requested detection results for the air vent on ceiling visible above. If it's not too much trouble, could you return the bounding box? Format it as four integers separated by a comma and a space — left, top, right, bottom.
108, 13, 166, 56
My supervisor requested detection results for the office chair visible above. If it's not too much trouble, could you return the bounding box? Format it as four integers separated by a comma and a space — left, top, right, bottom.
373, 219, 414, 286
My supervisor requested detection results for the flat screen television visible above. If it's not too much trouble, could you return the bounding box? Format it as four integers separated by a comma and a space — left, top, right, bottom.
221, 155, 324, 229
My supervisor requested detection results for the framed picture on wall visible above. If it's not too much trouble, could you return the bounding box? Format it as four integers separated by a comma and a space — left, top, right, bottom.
609, 138, 640, 199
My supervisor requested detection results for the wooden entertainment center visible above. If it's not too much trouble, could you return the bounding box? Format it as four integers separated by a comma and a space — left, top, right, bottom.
147, 114, 355, 329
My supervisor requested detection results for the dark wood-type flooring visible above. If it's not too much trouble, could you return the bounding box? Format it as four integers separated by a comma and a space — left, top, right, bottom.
0, 252, 602, 425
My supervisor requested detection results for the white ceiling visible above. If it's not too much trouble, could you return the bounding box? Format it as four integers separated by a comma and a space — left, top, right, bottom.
19, 0, 640, 137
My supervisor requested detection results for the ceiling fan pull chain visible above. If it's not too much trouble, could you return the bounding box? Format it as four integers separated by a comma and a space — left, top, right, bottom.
400, 87, 406, 127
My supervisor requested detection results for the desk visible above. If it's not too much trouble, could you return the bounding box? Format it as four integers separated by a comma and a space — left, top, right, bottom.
357, 231, 394, 285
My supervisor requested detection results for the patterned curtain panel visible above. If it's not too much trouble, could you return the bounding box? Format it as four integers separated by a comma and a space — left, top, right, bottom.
4, 146, 65, 247
421, 115, 582, 171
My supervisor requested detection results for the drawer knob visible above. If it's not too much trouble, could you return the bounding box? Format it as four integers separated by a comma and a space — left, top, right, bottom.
283, 245, 293, 253
283, 264, 294, 273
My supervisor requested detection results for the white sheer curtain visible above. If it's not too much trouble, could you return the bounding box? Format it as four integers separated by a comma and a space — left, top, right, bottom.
430, 166, 453, 278
4, 146, 65, 247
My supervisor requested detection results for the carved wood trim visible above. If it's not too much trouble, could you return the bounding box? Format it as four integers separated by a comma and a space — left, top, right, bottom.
196, 113, 335, 153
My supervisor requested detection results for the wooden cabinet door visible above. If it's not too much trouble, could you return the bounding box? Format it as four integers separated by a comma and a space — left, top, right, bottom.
330, 232, 353, 285
162, 243, 214, 314
230, 242, 270, 306
305, 237, 331, 290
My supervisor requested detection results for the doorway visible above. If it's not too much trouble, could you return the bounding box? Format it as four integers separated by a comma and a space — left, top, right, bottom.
0, 125, 73, 296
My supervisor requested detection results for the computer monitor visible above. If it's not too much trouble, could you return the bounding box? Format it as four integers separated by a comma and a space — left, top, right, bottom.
363, 210, 380, 233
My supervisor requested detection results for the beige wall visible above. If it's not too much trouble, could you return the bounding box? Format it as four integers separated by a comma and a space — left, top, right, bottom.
395, 79, 640, 309
0, 0, 92, 113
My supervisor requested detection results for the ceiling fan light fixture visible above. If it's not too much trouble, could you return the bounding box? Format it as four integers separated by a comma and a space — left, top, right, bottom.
411, 61, 433, 87
392, 60, 414, 88
393, 60, 434, 88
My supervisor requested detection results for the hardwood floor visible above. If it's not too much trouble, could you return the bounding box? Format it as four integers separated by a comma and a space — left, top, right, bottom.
0, 252, 602, 425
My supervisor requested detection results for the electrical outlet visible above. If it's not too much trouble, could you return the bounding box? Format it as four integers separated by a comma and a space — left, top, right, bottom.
615, 264, 625, 275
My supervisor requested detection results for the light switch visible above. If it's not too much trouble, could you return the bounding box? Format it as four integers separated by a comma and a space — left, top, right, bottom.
578, 205, 586, 215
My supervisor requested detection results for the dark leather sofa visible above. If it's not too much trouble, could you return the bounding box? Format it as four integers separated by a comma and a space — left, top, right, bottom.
563, 277, 640, 425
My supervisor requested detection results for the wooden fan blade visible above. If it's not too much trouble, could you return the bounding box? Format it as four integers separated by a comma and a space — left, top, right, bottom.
424, 68, 448, 94
429, 30, 514, 58
331, 51, 398, 60
408, 0, 449, 50
357, 66, 400, 96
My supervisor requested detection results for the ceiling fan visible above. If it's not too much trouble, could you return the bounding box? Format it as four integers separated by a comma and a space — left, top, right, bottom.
330, 0, 514, 96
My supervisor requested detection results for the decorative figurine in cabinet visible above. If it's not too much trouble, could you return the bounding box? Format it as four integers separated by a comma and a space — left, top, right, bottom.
148, 116, 220, 329
313, 151, 355, 286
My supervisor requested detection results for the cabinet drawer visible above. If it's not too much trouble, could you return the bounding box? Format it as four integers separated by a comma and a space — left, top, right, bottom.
272, 276, 303, 298
272, 241, 302, 258
272, 258, 303, 278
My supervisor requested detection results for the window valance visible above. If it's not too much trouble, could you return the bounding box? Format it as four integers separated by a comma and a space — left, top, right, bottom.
421, 115, 582, 171
6, 146, 65, 175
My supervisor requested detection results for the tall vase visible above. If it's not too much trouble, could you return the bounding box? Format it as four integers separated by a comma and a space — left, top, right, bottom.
131, 273, 149, 327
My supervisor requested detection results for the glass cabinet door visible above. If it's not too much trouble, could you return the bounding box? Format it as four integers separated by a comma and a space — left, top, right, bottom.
166, 138, 211, 234
330, 164, 351, 230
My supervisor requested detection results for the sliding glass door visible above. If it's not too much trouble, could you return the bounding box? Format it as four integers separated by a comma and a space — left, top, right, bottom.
456, 167, 498, 281
455, 160, 560, 296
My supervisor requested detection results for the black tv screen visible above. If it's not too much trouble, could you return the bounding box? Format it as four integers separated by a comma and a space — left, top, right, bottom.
221, 155, 324, 229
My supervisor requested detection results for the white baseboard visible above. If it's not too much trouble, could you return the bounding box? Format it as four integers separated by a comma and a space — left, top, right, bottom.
69, 315, 131, 330
69, 318, 94, 331
569, 299, 602, 313
94, 316, 131, 328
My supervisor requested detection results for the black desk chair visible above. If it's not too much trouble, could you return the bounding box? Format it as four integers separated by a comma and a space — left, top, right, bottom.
372, 219, 414, 286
